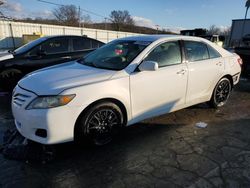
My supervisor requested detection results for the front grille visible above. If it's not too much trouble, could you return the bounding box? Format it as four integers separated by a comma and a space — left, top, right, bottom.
13, 93, 31, 107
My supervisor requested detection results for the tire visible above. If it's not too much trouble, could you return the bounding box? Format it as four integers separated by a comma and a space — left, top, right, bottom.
75, 102, 124, 146
209, 77, 232, 108
0, 69, 23, 91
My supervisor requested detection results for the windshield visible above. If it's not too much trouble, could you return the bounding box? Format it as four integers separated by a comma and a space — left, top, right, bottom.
13, 37, 48, 55
78, 40, 151, 70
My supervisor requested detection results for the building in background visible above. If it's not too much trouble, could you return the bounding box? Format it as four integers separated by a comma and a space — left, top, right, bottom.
229, 19, 250, 47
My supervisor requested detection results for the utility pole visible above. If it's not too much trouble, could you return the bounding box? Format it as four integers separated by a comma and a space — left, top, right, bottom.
78, 5, 81, 27
104, 17, 107, 30
156, 25, 159, 34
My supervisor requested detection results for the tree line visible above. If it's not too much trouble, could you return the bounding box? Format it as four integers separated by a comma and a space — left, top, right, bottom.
0, 2, 229, 35
0, 2, 172, 34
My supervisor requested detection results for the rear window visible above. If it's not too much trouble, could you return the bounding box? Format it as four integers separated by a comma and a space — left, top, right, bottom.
73, 38, 104, 51
73, 38, 91, 51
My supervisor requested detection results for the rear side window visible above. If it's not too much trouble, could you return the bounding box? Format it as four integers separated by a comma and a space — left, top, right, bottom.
73, 38, 103, 51
91, 40, 104, 48
145, 41, 182, 67
73, 38, 91, 51
207, 45, 221, 59
184, 41, 209, 62
41, 38, 69, 54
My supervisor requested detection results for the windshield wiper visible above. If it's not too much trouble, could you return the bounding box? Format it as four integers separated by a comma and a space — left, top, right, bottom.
77, 58, 99, 68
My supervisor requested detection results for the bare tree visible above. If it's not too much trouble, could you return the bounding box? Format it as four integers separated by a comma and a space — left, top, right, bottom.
221, 27, 231, 36
0, 0, 13, 20
207, 25, 221, 35
0, 0, 6, 19
110, 10, 134, 31
82, 14, 92, 24
53, 5, 80, 26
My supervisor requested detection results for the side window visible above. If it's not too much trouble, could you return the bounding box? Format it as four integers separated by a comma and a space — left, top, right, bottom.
41, 38, 69, 54
184, 41, 209, 62
145, 41, 182, 67
73, 38, 91, 51
207, 45, 221, 59
91, 40, 104, 48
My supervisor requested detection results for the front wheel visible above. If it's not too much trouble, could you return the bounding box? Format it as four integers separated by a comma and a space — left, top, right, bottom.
209, 77, 232, 108
75, 102, 124, 146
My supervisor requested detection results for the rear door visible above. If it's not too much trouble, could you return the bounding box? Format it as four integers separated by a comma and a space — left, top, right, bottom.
71, 37, 104, 60
184, 40, 224, 103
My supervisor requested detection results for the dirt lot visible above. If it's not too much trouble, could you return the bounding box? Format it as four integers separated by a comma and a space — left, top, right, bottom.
1, 79, 250, 188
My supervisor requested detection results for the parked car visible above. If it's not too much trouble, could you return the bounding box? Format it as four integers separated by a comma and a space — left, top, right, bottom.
234, 47, 250, 76
12, 35, 241, 146
0, 35, 104, 91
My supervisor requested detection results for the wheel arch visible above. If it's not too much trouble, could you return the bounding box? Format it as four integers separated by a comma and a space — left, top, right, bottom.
74, 98, 128, 138
208, 74, 234, 102
222, 74, 233, 89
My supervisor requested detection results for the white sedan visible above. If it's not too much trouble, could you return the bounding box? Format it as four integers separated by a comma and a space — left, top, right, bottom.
12, 35, 242, 145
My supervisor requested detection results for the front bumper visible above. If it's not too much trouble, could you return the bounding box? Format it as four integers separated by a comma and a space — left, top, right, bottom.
12, 86, 82, 144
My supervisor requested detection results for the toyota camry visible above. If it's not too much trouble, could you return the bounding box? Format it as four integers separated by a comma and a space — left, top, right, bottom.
12, 35, 242, 145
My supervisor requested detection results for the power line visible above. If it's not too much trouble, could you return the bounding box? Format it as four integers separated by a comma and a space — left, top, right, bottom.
37, 0, 112, 21
37, 0, 63, 7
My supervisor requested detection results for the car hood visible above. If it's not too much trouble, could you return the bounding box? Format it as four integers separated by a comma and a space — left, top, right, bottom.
18, 61, 116, 95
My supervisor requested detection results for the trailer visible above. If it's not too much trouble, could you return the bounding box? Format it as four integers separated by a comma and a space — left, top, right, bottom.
229, 19, 250, 47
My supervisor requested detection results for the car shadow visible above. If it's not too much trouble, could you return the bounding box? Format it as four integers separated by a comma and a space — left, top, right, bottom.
2, 122, 185, 164
57, 122, 184, 158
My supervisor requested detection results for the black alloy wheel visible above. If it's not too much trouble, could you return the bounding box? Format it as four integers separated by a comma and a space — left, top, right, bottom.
76, 102, 124, 146
209, 77, 232, 108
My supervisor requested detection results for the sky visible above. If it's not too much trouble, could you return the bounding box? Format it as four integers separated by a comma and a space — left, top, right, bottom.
1, 0, 248, 32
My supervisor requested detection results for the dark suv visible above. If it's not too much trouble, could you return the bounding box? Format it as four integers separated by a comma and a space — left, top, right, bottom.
0, 35, 104, 91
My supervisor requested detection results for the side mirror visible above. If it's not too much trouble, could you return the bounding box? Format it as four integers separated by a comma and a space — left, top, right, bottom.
139, 61, 159, 71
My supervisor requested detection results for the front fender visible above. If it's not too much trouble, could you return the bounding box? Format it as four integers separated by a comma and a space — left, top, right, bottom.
61, 76, 131, 123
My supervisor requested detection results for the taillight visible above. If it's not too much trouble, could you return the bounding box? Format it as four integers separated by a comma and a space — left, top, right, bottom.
237, 58, 243, 66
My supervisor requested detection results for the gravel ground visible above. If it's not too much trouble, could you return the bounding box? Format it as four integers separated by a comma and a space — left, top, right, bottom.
0, 79, 250, 188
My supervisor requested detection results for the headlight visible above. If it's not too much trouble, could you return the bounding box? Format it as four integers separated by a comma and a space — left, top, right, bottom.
26, 94, 75, 110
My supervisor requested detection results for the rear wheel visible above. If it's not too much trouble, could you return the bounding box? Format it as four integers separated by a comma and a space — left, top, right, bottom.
209, 77, 232, 108
75, 102, 124, 146
0, 69, 23, 91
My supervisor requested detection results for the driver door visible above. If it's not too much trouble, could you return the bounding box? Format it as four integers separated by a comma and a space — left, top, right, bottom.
23, 37, 71, 73
130, 41, 188, 122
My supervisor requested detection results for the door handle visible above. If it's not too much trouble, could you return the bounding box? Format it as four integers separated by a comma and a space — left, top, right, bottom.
62, 56, 71, 59
216, 62, 223, 66
177, 69, 186, 75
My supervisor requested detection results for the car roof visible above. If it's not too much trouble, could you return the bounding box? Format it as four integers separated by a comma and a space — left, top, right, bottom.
117, 34, 179, 42
117, 34, 206, 42
42, 35, 100, 40
117, 34, 232, 57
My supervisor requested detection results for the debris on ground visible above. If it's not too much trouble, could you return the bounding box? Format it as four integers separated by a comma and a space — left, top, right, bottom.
1, 129, 56, 163
195, 122, 208, 128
